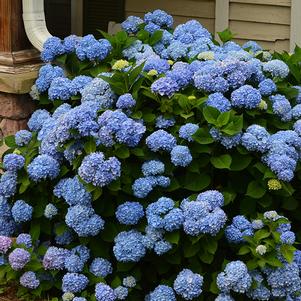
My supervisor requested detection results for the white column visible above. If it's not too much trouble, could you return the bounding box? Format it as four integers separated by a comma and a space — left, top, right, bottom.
290, 0, 301, 52
215, 0, 230, 39
71, 0, 83, 36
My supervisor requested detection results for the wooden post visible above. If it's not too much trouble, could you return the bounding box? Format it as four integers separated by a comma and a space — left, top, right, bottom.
215, 0, 230, 40
0, 0, 39, 138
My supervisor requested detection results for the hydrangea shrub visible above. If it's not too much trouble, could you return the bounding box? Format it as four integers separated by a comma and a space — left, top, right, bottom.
1, 9, 301, 301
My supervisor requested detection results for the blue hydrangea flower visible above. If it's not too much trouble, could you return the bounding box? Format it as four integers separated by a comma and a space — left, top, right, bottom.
155, 115, 175, 129
48, 77, 73, 101
65, 205, 105, 237
174, 269, 203, 300
54, 177, 92, 206
70, 75, 93, 95
280, 231, 296, 245
149, 285, 176, 301
146, 130, 177, 152
242, 40, 262, 53
114, 286, 128, 300
20, 271, 40, 289
210, 128, 242, 149
144, 58, 170, 74
41, 37, 65, 62
64, 254, 84, 273
151, 77, 179, 97
258, 78, 277, 96
89, 258, 112, 277
62, 273, 89, 293
43, 247, 71, 270
179, 123, 199, 142
163, 208, 184, 232
44, 203, 58, 219
241, 124, 270, 153
27, 155, 60, 182
144, 9, 173, 28
15, 130, 32, 146
8, 248, 31, 270
116, 202, 144, 225
16, 234, 32, 248
11, 200, 33, 223
225, 215, 254, 243
95, 283, 116, 301
63, 35, 81, 52
0, 236, 12, 254
216, 261, 252, 294
116, 93, 136, 109
0, 171, 17, 198
3, 154, 25, 171
142, 160, 165, 176
113, 230, 146, 262
55, 228, 74, 245
0, 197, 16, 236
206, 93, 231, 112
154, 240, 172, 255
231, 85, 261, 109
246, 270, 271, 300
270, 94, 292, 120
263, 60, 289, 78
78, 152, 121, 187
170, 145, 192, 167
73, 298, 87, 301
132, 176, 156, 198
28, 109, 51, 132
123, 276, 136, 288
196, 190, 224, 209
76, 35, 112, 61
215, 294, 234, 301
121, 16, 144, 34
71, 245, 90, 263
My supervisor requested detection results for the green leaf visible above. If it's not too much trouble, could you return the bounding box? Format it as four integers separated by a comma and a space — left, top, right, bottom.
206, 238, 218, 255
246, 181, 266, 199
280, 245, 295, 263
222, 115, 243, 135
165, 231, 180, 245
55, 224, 68, 236
254, 229, 270, 242
136, 29, 150, 43
129, 62, 145, 86
217, 28, 235, 43
216, 111, 231, 127
192, 128, 214, 144
184, 242, 201, 257
183, 173, 211, 192
30, 222, 41, 241
238, 245, 251, 255
203, 106, 220, 124
115, 146, 130, 159
230, 154, 252, 171
149, 30, 163, 46
131, 148, 144, 157
210, 154, 232, 169
115, 30, 128, 43
4, 135, 16, 148
84, 138, 96, 154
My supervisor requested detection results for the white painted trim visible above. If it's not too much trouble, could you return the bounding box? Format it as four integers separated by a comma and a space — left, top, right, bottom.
215, 0, 230, 39
22, 0, 52, 51
71, 0, 83, 36
290, 0, 301, 52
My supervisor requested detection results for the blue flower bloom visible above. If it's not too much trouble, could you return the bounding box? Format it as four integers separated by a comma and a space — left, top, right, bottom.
3, 154, 25, 171
242, 40, 262, 53
95, 283, 116, 301
280, 231, 296, 245
62, 273, 89, 293
206, 93, 231, 112
144, 58, 170, 74
116, 93, 136, 109
144, 9, 173, 28
151, 77, 179, 97
64, 254, 84, 273
116, 202, 144, 225
63, 35, 81, 52
231, 85, 261, 109
270, 94, 292, 120
121, 16, 144, 34
65, 205, 104, 237
258, 78, 277, 96
70, 75, 93, 95
170, 145, 193, 167
0, 171, 17, 198
114, 286, 128, 300
155, 115, 175, 129
15, 130, 32, 146
28, 109, 51, 132
113, 230, 146, 262
263, 60, 289, 78
225, 215, 254, 243
71, 245, 90, 263
154, 240, 172, 255
12, 200, 32, 223
142, 160, 165, 176
8, 248, 31, 270
216, 261, 252, 294
43, 247, 71, 270
146, 130, 177, 152
196, 190, 224, 209
90, 258, 112, 277
174, 269, 203, 300
179, 123, 199, 142
41, 37, 65, 62
215, 294, 234, 301
48, 77, 73, 101
16, 233, 32, 248
149, 285, 176, 301
27, 155, 60, 182
44, 203, 58, 219
20, 271, 40, 289
78, 152, 121, 187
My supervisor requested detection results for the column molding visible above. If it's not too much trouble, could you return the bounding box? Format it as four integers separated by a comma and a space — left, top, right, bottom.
71, 0, 83, 36
215, 0, 230, 39
290, 0, 301, 52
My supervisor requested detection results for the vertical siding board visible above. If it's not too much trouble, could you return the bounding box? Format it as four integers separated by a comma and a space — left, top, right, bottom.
290, 0, 301, 51
215, 0, 230, 38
